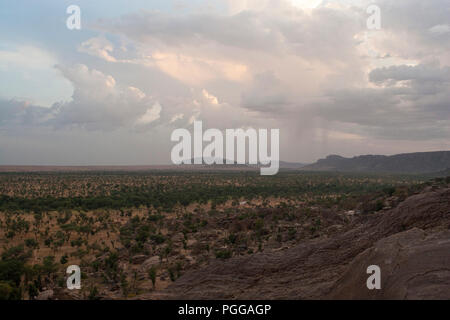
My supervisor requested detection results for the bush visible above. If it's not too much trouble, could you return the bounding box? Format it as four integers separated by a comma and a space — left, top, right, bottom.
28, 282, 38, 299
0, 281, 20, 300
226, 234, 237, 245
88, 286, 100, 300
214, 249, 232, 259
148, 266, 157, 289
150, 234, 166, 244
41, 256, 57, 275
0, 260, 25, 286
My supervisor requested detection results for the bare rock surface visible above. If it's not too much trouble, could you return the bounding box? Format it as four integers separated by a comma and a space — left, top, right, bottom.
36, 289, 54, 300
139, 188, 450, 300
327, 228, 450, 299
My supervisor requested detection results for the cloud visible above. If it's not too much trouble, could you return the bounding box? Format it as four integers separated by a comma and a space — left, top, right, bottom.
96, 5, 364, 61
202, 89, 219, 105
78, 37, 117, 62
241, 71, 292, 113
429, 24, 450, 35
0, 64, 163, 131
360, 0, 450, 63
150, 51, 249, 86
170, 113, 184, 123
135, 102, 162, 125
369, 63, 450, 84
316, 63, 450, 140
51, 64, 161, 130
0, 45, 56, 70
44, 1, 450, 143
0, 45, 72, 106
0, 99, 54, 126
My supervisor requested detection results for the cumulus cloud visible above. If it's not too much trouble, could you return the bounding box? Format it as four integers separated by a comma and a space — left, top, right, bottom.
202, 89, 219, 105
87, 2, 368, 122
78, 37, 117, 62
0, 64, 163, 131
51, 64, 162, 130
135, 102, 162, 125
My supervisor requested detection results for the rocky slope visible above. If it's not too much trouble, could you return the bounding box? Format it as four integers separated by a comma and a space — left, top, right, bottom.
142, 185, 450, 300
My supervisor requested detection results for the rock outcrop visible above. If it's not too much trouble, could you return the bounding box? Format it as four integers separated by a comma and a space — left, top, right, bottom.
327, 228, 450, 299
36, 289, 54, 300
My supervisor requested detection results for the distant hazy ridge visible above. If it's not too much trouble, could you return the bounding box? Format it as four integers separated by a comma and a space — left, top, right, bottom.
301, 151, 450, 174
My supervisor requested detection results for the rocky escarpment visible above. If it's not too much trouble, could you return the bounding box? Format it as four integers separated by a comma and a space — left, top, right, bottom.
301, 151, 450, 174
142, 186, 450, 300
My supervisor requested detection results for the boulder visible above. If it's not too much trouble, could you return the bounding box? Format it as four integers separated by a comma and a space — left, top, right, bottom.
131, 254, 148, 264
36, 289, 54, 300
140, 256, 160, 272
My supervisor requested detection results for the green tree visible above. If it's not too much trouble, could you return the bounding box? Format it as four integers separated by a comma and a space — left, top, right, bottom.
148, 266, 157, 289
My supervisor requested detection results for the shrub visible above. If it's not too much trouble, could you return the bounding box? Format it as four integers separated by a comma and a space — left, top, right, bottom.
214, 249, 232, 259
150, 234, 166, 244
148, 266, 157, 289
25, 238, 38, 249
0, 281, 21, 300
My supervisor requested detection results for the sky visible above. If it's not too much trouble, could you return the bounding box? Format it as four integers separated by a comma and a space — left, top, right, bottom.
0, 0, 449, 165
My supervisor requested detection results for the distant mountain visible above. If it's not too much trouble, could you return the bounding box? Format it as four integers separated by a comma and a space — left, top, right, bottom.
185, 158, 307, 169
301, 151, 450, 174
426, 167, 450, 178
187, 157, 249, 166
279, 161, 308, 169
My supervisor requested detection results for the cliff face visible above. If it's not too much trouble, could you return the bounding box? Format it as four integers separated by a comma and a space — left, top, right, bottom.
301, 151, 450, 174
145, 186, 450, 300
